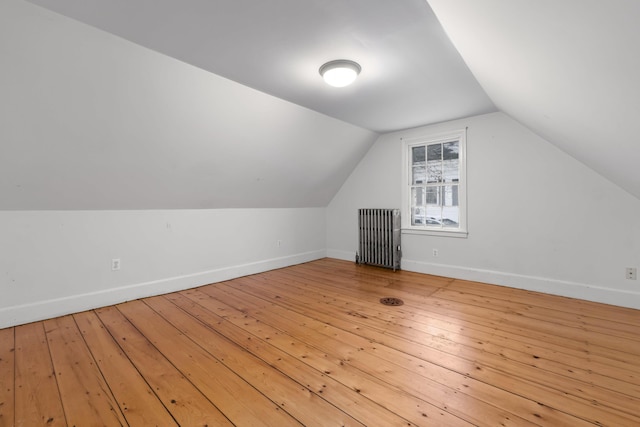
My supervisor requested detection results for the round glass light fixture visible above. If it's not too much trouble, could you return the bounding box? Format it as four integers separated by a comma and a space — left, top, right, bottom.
319, 60, 361, 87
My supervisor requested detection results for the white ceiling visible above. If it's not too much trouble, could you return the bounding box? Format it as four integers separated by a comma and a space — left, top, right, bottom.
14, 0, 640, 204
1, 0, 378, 209
24, 0, 496, 133
428, 0, 640, 200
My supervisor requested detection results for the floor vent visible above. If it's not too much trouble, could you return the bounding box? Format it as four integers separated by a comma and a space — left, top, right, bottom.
380, 297, 404, 306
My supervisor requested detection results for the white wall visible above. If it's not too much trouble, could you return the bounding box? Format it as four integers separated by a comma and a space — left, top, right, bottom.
0, 208, 326, 328
327, 112, 640, 309
0, 1, 355, 328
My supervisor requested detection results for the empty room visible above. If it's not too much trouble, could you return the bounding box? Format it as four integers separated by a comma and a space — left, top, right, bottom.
1, 0, 639, 426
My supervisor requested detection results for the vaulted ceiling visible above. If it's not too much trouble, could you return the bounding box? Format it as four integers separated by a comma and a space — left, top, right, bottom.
428, 0, 640, 200
24, 0, 496, 133
6, 0, 640, 209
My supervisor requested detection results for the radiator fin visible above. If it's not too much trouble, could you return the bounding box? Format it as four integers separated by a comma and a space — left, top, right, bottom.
357, 209, 401, 271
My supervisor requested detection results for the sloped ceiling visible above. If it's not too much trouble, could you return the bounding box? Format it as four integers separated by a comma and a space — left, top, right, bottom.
6, 0, 638, 210
3, 0, 498, 211
24, 0, 496, 133
428, 0, 640, 200
0, 0, 378, 209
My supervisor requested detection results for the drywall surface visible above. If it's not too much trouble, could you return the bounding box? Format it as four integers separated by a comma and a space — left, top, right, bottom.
0, 0, 377, 209
327, 112, 640, 309
428, 0, 640, 200
0, 208, 326, 328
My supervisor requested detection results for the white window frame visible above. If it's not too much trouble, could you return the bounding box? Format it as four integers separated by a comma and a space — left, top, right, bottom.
401, 129, 468, 238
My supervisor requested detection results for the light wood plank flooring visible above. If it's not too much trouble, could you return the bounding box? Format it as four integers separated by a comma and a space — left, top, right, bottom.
1, 258, 639, 426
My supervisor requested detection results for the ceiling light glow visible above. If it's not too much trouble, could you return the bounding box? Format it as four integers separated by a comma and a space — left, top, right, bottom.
319, 60, 361, 87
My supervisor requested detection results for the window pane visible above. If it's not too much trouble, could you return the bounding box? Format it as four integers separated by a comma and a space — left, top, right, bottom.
426, 205, 442, 226
412, 146, 425, 163
443, 185, 460, 210
411, 187, 424, 206
412, 146, 426, 184
427, 161, 442, 183
425, 186, 439, 205
412, 206, 426, 225
442, 206, 459, 228
412, 164, 426, 184
442, 185, 459, 227
443, 141, 459, 160
427, 144, 442, 161
427, 144, 443, 183
443, 164, 459, 183
443, 141, 459, 183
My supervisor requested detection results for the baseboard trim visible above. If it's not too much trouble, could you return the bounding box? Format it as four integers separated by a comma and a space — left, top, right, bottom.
326, 249, 356, 262
401, 258, 640, 310
0, 249, 326, 329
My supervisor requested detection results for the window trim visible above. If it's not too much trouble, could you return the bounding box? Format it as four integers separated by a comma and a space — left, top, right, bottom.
401, 129, 468, 237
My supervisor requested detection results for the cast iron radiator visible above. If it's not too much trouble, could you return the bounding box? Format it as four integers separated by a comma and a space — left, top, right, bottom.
356, 208, 401, 271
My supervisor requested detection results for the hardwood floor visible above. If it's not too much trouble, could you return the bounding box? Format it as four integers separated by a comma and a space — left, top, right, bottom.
1, 258, 639, 426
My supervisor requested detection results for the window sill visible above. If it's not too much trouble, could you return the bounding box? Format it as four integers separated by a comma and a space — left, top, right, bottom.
401, 228, 468, 238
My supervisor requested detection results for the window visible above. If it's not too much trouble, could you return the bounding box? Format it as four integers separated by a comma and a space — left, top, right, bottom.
401, 129, 467, 236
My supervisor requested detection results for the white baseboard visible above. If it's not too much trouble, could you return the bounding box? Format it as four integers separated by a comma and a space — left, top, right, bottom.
326, 249, 357, 262
0, 249, 326, 329
401, 258, 640, 310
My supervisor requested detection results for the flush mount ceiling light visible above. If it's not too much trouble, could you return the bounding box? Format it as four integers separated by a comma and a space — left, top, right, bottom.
319, 59, 361, 87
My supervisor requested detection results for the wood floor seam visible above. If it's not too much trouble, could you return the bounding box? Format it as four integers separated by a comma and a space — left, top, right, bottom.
2, 258, 639, 426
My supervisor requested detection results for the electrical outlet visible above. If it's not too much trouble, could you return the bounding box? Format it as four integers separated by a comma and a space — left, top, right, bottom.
111, 258, 121, 271
433, 249, 439, 257
626, 267, 637, 280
